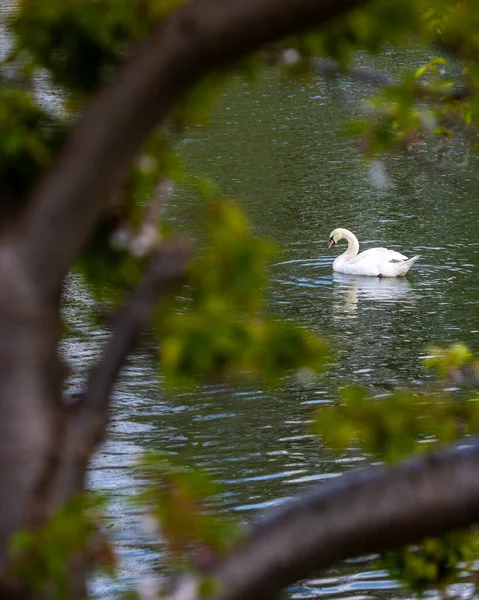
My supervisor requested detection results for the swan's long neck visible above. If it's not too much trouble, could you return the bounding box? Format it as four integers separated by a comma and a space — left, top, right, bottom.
338, 229, 359, 261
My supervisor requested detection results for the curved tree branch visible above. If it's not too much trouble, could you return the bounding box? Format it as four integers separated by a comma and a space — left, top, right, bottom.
19, 0, 366, 298
169, 441, 479, 600
46, 239, 189, 509
81, 239, 189, 445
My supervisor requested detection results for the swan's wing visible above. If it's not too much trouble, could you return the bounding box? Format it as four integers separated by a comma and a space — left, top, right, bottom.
348, 247, 409, 265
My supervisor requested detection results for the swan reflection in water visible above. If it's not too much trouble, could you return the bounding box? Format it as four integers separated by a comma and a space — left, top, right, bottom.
332, 272, 414, 318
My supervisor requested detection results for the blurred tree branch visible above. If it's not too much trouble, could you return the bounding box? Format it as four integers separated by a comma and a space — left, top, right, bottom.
80, 239, 189, 446
46, 239, 190, 511
169, 440, 479, 600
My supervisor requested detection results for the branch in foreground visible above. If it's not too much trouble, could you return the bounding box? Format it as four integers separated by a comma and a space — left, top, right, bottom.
80, 238, 189, 444
20, 0, 365, 296
47, 239, 189, 507
169, 441, 479, 600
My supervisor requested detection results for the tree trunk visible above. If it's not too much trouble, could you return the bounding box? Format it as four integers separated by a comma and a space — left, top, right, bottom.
0, 242, 79, 597
0, 234, 189, 597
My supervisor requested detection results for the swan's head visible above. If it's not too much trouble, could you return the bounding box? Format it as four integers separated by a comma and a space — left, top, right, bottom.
328, 228, 344, 249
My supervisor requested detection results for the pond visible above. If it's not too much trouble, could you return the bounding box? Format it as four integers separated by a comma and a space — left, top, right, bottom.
88, 54, 478, 598
2, 6, 479, 598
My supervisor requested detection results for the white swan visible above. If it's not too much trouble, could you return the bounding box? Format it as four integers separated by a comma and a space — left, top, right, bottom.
328, 228, 419, 277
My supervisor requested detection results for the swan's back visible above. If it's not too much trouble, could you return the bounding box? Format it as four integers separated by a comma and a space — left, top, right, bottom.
380, 255, 419, 277
334, 249, 419, 277
348, 247, 408, 265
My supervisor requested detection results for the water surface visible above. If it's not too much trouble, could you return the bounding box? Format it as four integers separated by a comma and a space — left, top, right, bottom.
90, 60, 478, 598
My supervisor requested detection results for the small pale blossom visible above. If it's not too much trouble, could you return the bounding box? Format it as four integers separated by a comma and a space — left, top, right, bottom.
138, 574, 160, 600
282, 48, 301, 66
141, 513, 160, 536
110, 226, 132, 250
130, 224, 160, 257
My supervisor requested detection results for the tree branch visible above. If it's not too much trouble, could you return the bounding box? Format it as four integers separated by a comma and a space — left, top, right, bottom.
18, 0, 366, 297
45, 239, 189, 509
80, 239, 189, 444
169, 441, 479, 600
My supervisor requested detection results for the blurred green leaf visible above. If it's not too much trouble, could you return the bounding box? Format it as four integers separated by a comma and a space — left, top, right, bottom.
155, 200, 330, 387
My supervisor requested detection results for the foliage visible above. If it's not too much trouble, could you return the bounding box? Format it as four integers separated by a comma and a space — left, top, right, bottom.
340, 0, 479, 164
8, 495, 115, 600
314, 345, 479, 595
157, 200, 330, 386
345, 58, 467, 161
4, 0, 226, 305
0, 87, 63, 215
312, 385, 479, 464
426, 343, 479, 384
8, 0, 187, 99
383, 531, 479, 597
137, 453, 243, 570
280, 0, 479, 173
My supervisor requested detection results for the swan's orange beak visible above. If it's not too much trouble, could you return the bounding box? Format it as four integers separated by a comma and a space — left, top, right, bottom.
328, 238, 335, 249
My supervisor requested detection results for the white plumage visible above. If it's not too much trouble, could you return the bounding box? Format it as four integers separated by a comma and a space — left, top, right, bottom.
328, 228, 419, 277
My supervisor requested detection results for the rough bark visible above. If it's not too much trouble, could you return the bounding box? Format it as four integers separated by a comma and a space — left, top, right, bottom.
0, 243, 63, 575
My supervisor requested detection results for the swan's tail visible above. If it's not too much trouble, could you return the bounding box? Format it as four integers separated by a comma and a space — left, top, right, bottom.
397, 255, 419, 276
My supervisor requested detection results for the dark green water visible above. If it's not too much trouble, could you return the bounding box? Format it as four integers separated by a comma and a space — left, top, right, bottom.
2, 6, 479, 597
87, 60, 478, 598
